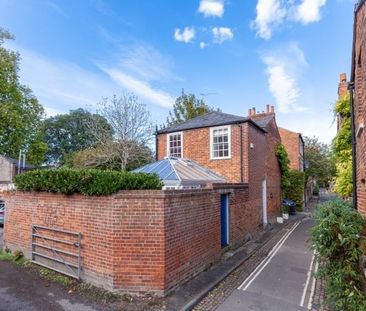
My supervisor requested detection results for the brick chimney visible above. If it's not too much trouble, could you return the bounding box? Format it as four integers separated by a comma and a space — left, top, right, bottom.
338, 73, 348, 99
247, 105, 275, 118
337, 73, 349, 131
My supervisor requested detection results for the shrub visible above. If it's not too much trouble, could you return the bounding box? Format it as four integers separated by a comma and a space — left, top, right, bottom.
312, 200, 366, 311
14, 168, 163, 196
284, 169, 305, 208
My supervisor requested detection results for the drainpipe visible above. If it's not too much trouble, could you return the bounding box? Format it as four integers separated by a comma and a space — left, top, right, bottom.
155, 125, 159, 161
240, 124, 243, 183
349, 2, 358, 210
349, 82, 357, 210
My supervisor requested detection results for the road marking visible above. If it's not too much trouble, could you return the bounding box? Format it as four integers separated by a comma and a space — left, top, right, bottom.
300, 251, 315, 307
307, 259, 319, 310
238, 221, 301, 291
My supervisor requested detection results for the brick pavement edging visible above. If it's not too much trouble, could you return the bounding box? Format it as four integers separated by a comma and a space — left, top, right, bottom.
191, 215, 304, 311
311, 275, 330, 311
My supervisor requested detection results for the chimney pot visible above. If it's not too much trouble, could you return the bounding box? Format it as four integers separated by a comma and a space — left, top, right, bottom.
252, 107, 256, 115
266, 104, 270, 113
248, 109, 252, 116
340, 73, 347, 83
270, 106, 275, 113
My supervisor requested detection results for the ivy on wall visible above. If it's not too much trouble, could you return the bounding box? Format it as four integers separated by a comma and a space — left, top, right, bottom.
275, 144, 305, 207
333, 95, 352, 198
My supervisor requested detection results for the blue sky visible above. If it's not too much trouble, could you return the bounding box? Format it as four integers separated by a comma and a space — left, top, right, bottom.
0, 0, 355, 143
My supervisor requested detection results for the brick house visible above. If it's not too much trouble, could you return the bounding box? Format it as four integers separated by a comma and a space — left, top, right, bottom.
278, 127, 309, 204
0, 155, 34, 192
278, 128, 304, 172
156, 106, 282, 224
350, 0, 366, 218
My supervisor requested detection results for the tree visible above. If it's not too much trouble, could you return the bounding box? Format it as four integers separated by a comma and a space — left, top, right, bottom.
166, 90, 217, 126
71, 142, 153, 171
332, 95, 352, 198
86, 94, 154, 170
43, 108, 113, 165
304, 136, 335, 187
0, 28, 47, 165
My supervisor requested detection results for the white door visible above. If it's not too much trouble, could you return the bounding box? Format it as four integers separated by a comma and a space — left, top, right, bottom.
262, 179, 268, 225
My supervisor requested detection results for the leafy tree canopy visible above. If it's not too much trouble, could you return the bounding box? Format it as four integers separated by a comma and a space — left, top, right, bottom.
70, 141, 153, 171
0, 28, 47, 165
166, 90, 218, 126
82, 94, 154, 170
304, 136, 335, 187
43, 108, 113, 165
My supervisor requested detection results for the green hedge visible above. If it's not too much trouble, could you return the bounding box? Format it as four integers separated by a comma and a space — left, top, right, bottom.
312, 200, 366, 311
14, 168, 163, 195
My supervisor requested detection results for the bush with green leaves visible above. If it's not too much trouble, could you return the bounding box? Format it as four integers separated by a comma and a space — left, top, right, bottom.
275, 144, 305, 208
14, 168, 163, 195
312, 200, 366, 311
284, 169, 305, 208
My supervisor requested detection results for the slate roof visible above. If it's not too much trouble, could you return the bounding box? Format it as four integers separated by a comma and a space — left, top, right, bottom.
133, 157, 226, 188
157, 111, 266, 134
252, 115, 274, 129
0, 155, 34, 169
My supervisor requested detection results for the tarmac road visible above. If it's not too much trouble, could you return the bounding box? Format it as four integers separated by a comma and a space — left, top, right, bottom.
217, 218, 316, 311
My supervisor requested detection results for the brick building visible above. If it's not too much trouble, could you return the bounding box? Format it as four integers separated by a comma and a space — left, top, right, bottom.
4, 185, 257, 295
350, 0, 366, 218
248, 106, 282, 218
156, 106, 282, 223
278, 128, 304, 172
0, 155, 33, 192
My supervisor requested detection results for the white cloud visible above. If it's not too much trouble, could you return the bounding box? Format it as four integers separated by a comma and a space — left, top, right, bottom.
99, 66, 174, 109
198, 0, 224, 18
252, 0, 286, 40
293, 0, 327, 24
174, 27, 196, 43
252, 0, 327, 39
261, 43, 307, 113
13, 46, 118, 114
200, 42, 207, 49
11, 42, 176, 115
117, 43, 180, 82
45, 1, 68, 17
212, 27, 234, 44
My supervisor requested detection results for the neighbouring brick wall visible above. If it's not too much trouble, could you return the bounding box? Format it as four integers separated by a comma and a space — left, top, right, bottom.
157, 125, 248, 183
354, 1, 366, 218
247, 124, 266, 224
279, 127, 302, 171
264, 119, 282, 219
3, 184, 259, 295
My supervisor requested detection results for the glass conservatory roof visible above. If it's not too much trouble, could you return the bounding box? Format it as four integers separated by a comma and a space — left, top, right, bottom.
133, 157, 226, 187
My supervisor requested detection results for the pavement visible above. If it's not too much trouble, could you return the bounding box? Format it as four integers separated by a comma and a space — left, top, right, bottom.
166, 214, 305, 311
216, 218, 315, 311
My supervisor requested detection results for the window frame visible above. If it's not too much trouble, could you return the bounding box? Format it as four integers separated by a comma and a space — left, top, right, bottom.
210, 125, 231, 160
167, 131, 184, 158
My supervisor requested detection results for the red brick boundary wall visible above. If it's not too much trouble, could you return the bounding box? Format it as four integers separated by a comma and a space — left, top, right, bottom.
353, 1, 366, 218
3, 184, 260, 295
